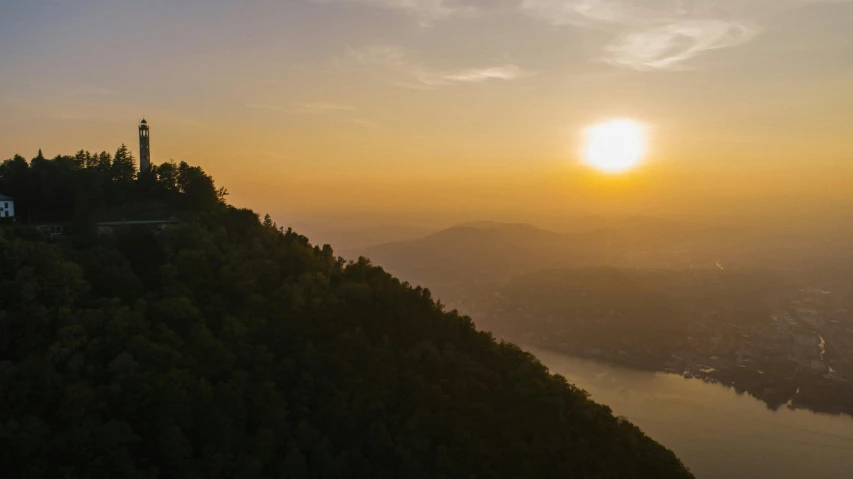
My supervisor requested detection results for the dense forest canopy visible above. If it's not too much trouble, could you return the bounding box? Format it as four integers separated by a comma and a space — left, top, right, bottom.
0, 150, 692, 478
0, 146, 225, 224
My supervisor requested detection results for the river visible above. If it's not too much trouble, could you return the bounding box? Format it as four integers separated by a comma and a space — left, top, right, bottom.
527, 346, 853, 479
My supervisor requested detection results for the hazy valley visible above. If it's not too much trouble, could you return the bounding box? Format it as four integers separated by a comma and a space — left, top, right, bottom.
332, 217, 853, 418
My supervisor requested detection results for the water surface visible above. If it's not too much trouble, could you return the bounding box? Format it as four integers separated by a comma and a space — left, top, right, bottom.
528, 346, 853, 479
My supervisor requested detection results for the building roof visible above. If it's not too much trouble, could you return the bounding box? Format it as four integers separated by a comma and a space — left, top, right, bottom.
0, 194, 13, 201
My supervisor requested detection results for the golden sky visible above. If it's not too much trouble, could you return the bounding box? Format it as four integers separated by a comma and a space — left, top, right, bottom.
1, 0, 852, 222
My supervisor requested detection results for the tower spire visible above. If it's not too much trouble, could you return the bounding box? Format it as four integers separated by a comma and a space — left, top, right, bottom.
139, 118, 151, 172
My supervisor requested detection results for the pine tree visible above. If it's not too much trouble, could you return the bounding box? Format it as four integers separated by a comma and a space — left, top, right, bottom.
111, 144, 137, 182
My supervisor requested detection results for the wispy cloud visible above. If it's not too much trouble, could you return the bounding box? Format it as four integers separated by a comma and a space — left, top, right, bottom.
246, 102, 357, 114
520, 0, 762, 70
319, 1, 847, 72
246, 101, 380, 129
521, 0, 646, 26
349, 118, 382, 128
348, 45, 536, 88
606, 19, 759, 70
246, 103, 286, 112
313, 0, 475, 24
443, 64, 535, 82
300, 102, 357, 113
78, 85, 115, 96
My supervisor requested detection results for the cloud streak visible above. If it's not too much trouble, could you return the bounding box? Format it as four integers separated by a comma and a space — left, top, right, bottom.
300, 102, 357, 113
349, 118, 382, 128
247, 101, 380, 129
314, 0, 474, 24
520, 0, 763, 70
521, 0, 648, 26
442, 64, 536, 82
246, 103, 286, 112
348, 45, 536, 88
320, 0, 846, 71
246, 102, 357, 114
606, 19, 759, 70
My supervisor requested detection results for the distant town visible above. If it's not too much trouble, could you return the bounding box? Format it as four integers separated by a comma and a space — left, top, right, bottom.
457, 268, 853, 417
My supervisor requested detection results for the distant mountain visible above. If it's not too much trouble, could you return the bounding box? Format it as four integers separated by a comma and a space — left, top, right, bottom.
451, 220, 555, 233
363, 218, 739, 302
364, 222, 574, 297
289, 221, 433, 259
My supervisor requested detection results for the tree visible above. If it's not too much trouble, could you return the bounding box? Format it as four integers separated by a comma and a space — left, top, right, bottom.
153, 161, 179, 193
0, 149, 226, 224
111, 144, 136, 182
177, 161, 218, 210
97, 151, 112, 172
0, 155, 31, 217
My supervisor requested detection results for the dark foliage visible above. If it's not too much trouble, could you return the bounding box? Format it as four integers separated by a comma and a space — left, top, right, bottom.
0, 151, 692, 478
0, 148, 222, 224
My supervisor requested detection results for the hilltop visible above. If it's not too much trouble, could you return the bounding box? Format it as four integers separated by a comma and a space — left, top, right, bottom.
0, 150, 692, 478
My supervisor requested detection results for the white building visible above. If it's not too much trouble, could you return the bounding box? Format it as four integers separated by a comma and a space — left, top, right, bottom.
0, 194, 14, 218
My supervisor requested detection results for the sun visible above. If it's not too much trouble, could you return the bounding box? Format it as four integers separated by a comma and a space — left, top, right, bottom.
582, 119, 648, 173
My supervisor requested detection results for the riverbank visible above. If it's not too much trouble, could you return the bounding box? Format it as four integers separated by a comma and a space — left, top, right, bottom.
527, 346, 853, 479
516, 338, 853, 418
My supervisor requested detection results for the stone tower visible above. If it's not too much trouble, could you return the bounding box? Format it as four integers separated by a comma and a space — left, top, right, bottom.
139, 118, 151, 172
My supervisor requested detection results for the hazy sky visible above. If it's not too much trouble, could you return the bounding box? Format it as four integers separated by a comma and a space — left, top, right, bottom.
1, 0, 852, 223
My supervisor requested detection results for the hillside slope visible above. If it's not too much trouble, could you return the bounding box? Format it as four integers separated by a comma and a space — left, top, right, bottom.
0, 153, 692, 478
0, 210, 692, 478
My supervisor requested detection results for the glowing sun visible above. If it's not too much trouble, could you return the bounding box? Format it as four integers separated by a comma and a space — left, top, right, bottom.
582, 119, 648, 173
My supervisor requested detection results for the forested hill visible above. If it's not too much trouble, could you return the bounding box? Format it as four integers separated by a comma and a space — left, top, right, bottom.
0, 147, 226, 224
0, 151, 693, 478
